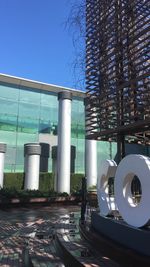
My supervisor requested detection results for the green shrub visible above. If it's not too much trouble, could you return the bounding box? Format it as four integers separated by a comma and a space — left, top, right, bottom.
3, 172, 54, 191
0, 187, 19, 198
39, 172, 54, 192
2, 172, 84, 196
4, 173, 24, 190
0, 188, 49, 199
0, 188, 71, 199
70, 173, 84, 193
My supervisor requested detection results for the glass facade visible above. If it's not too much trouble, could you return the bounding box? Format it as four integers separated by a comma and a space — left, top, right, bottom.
0, 81, 85, 173
0, 76, 148, 174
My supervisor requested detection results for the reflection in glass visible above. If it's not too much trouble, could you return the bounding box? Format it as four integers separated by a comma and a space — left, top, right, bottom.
19, 88, 41, 104
0, 82, 86, 172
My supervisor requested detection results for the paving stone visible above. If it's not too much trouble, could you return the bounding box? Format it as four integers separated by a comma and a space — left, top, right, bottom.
0, 206, 123, 267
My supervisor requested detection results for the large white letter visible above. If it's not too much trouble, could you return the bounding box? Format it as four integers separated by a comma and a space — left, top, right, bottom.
97, 160, 117, 216
114, 154, 150, 227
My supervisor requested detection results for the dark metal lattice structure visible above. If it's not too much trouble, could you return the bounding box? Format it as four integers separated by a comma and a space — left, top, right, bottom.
85, 0, 150, 147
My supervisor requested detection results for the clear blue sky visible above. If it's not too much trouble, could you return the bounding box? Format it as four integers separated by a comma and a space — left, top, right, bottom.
0, 0, 84, 89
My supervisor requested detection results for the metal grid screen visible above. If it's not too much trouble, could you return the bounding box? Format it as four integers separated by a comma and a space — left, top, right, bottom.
86, 0, 150, 144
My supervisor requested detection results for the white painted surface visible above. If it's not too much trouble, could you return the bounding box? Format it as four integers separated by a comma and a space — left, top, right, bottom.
97, 159, 117, 216
24, 154, 40, 190
114, 154, 150, 227
0, 153, 5, 188
84, 99, 97, 189
85, 139, 97, 188
57, 98, 71, 194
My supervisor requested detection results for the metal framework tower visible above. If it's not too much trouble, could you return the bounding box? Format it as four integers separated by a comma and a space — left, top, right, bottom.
86, 0, 150, 154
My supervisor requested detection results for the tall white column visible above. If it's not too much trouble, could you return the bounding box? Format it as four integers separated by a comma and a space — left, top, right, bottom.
85, 139, 97, 188
57, 91, 72, 194
84, 98, 97, 188
0, 143, 7, 188
52, 145, 76, 192
24, 143, 41, 190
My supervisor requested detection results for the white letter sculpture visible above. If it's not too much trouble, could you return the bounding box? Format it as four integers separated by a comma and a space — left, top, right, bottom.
114, 154, 150, 228
97, 159, 117, 216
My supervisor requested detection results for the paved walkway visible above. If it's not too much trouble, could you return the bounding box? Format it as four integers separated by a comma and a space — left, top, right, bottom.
0, 206, 139, 267
0, 206, 79, 267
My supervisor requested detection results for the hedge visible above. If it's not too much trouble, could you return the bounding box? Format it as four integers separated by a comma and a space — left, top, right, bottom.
39, 173, 54, 191
70, 173, 84, 192
4, 173, 24, 190
3, 172, 84, 193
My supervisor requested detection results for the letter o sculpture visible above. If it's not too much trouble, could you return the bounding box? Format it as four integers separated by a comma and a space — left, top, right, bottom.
97, 159, 117, 216
114, 154, 150, 227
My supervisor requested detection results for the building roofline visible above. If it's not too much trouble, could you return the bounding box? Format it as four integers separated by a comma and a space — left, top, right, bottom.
0, 73, 85, 98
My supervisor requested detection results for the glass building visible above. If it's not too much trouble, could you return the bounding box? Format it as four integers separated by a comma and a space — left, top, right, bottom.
0, 74, 85, 173
0, 74, 148, 174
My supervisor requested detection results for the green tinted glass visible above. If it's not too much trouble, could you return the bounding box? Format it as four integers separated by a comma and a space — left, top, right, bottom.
0, 84, 19, 100
19, 88, 41, 104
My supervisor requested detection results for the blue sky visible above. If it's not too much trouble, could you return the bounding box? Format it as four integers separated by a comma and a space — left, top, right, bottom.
0, 0, 85, 89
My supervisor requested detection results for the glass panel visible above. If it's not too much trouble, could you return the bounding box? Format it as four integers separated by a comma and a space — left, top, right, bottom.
41, 92, 57, 107
39, 120, 51, 134
48, 159, 52, 172
16, 147, 24, 165
5, 165, 15, 172
15, 165, 24, 172
40, 106, 58, 125
52, 108, 58, 123
0, 99, 18, 115
18, 117, 39, 134
19, 88, 41, 104
0, 98, 18, 132
5, 146, 16, 164
71, 124, 85, 138
112, 142, 117, 160
19, 102, 40, 119
15, 146, 24, 172
0, 84, 19, 100
0, 114, 17, 132
97, 141, 111, 163
72, 137, 84, 173
71, 99, 84, 139
17, 132, 38, 146
72, 100, 79, 123
0, 130, 17, 146
40, 106, 52, 120
5, 146, 16, 172
40, 95, 58, 135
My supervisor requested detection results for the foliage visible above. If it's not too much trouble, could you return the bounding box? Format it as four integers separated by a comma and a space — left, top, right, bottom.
3, 172, 54, 191
4, 173, 24, 190
70, 173, 84, 193
0, 188, 69, 199
39, 172, 54, 191
1, 172, 84, 198
66, 0, 85, 89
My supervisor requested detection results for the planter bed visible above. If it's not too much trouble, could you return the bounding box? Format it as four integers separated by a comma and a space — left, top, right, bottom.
0, 196, 81, 208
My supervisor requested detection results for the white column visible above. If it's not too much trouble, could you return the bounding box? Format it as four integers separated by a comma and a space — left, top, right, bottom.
24, 143, 41, 190
57, 91, 72, 194
84, 98, 97, 188
85, 139, 97, 188
0, 143, 7, 188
